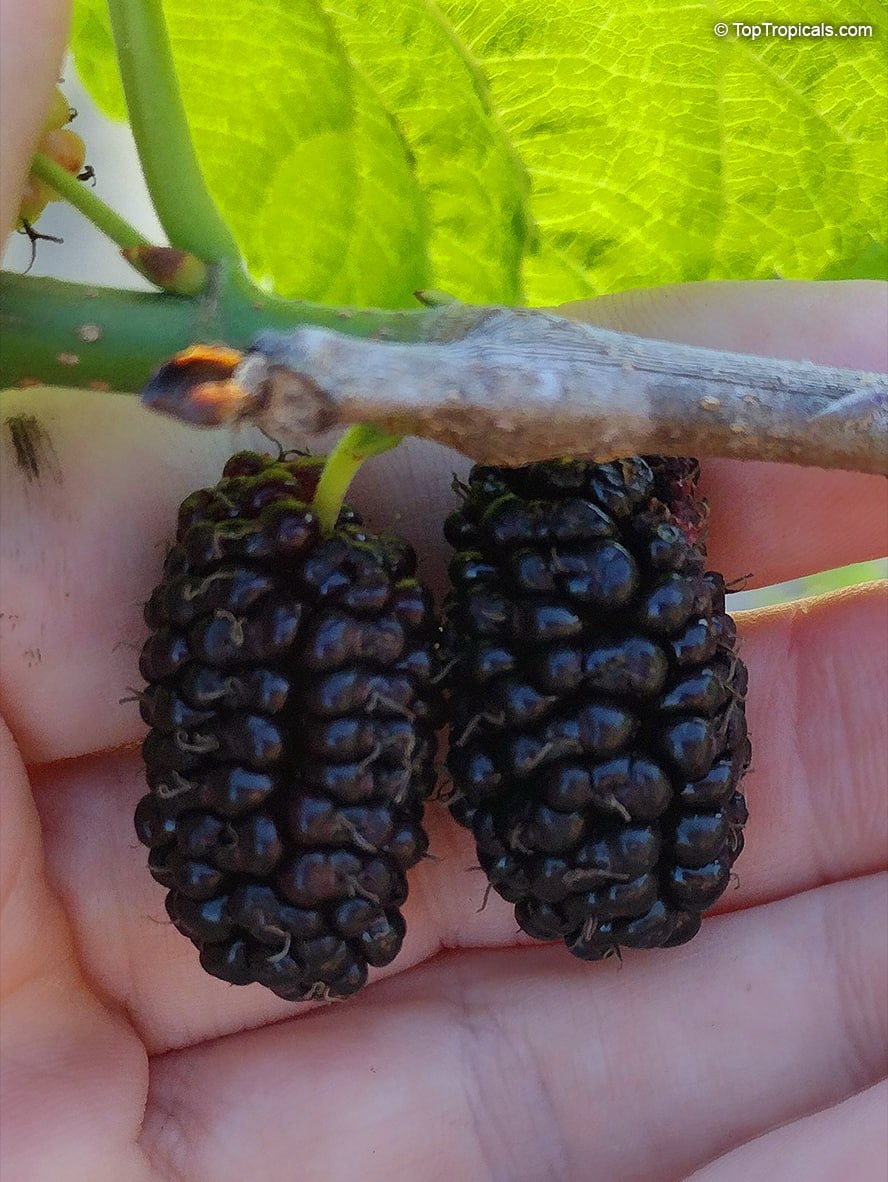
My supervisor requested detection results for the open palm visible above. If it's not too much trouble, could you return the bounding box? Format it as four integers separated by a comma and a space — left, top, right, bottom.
1, 10, 886, 1177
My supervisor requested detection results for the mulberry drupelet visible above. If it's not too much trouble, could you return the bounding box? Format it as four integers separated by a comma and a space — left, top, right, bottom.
136, 451, 439, 1000
440, 456, 750, 960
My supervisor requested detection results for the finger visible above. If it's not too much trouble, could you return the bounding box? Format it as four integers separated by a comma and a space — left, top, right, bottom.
139, 876, 888, 1182
32, 586, 888, 1052
723, 585, 888, 911
558, 279, 888, 587
699, 460, 887, 589
686, 1080, 888, 1182
557, 280, 888, 373
0, 716, 153, 1182
0, 0, 71, 239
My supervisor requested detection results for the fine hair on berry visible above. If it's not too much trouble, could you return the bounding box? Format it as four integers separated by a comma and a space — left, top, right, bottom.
136, 451, 439, 1000
440, 456, 750, 961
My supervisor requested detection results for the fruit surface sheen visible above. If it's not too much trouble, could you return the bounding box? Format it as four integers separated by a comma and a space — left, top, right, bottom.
441, 457, 750, 960
137, 452, 439, 1000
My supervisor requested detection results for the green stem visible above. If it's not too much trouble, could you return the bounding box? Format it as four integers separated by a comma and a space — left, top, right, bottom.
107, 0, 243, 271
31, 153, 149, 249
0, 271, 427, 392
312, 424, 403, 533
0, 272, 198, 389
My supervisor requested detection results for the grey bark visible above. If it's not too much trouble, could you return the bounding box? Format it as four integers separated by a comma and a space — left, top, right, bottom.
168, 305, 888, 473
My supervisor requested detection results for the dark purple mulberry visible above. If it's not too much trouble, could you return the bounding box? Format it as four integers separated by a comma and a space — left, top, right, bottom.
137, 451, 438, 1000
441, 457, 750, 961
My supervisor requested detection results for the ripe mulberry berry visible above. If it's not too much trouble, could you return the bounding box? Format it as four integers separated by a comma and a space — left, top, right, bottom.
137, 451, 438, 1000
441, 456, 750, 960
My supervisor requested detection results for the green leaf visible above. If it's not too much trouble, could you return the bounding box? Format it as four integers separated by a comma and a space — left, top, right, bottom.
72, 1, 431, 306
71, 1, 127, 118
72, 0, 887, 306
818, 240, 888, 281
71, 0, 528, 305
438, 0, 888, 300
321, 2, 530, 303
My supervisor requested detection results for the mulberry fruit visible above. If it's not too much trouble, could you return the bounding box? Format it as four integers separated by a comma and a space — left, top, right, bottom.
441, 456, 750, 960
136, 451, 439, 1000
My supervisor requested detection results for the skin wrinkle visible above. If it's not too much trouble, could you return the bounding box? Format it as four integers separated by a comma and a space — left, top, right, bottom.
0, 728, 156, 1182
796, 594, 888, 888
826, 895, 888, 1095
29, 758, 149, 1038
783, 601, 825, 889
140, 1057, 196, 1182
448, 953, 573, 1182
149, 969, 570, 1182
0, 845, 36, 996
810, 640, 856, 875
519, 1034, 575, 1182
449, 964, 513, 1182
742, 601, 816, 899
784, 596, 867, 894
672, 878, 888, 1181
686, 1082, 888, 1181
100, 1006, 161, 1182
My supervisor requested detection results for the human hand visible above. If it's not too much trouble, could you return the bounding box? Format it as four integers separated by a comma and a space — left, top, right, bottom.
2, 6, 887, 1180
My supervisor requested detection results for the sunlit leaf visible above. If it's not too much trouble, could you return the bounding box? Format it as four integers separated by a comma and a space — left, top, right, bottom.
72, 0, 887, 305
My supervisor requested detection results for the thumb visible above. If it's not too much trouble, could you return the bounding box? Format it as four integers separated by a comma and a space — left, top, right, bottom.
0, 0, 72, 240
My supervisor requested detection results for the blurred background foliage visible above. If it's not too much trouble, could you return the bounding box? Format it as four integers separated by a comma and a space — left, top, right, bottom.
730, 560, 887, 612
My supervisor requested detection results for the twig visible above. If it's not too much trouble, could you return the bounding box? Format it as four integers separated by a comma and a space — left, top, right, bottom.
143, 305, 888, 473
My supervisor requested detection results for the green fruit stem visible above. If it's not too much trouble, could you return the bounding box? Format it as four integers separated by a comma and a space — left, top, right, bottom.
29, 158, 208, 296
0, 273, 200, 389
30, 153, 149, 252
106, 0, 246, 284
312, 424, 402, 534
